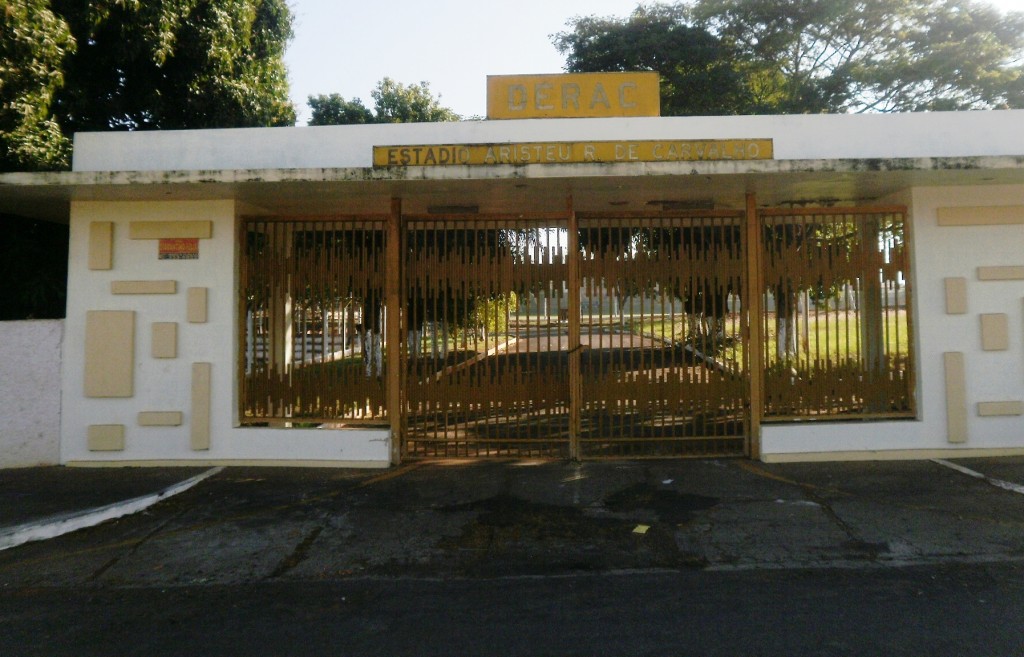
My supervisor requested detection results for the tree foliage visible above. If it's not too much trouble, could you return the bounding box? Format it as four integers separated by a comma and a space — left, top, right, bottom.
308, 94, 374, 126
554, 5, 756, 115
51, 0, 295, 134
371, 77, 459, 123
2, 0, 295, 169
0, 0, 74, 171
1, 0, 297, 320
307, 77, 460, 125
555, 0, 1024, 114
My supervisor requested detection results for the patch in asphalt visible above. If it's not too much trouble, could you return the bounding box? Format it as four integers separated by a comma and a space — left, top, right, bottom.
604, 483, 718, 525
433, 493, 709, 576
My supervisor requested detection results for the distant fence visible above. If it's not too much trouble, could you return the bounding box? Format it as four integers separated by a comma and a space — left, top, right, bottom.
0, 320, 62, 467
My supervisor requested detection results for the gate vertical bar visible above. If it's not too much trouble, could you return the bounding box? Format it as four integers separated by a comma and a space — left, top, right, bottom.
567, 196, 582, 460
387, 198, 403, 464
745, 193, 764, 458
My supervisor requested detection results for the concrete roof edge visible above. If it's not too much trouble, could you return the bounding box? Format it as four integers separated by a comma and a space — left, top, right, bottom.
6, 155, 1024, 189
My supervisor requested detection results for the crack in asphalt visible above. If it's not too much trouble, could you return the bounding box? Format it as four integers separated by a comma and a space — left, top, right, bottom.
87, 507, 189, 583
268, 525, 325, 579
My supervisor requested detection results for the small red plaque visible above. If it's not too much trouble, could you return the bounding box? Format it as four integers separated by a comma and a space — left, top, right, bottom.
159, 238, 199, 260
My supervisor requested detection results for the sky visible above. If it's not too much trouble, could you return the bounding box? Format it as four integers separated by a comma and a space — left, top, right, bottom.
284, 0, 1024, 123
285, 0, 670, 122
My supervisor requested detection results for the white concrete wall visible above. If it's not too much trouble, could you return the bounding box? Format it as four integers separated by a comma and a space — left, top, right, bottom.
73, 110, 1024, 172
0, 320, 62, 467
61, 200, 390, 466
762, 184, 1024, 459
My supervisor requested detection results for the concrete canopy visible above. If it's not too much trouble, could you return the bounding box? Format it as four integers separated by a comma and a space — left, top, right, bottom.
5, 111, 1024, 220
4, 155, 1024, 222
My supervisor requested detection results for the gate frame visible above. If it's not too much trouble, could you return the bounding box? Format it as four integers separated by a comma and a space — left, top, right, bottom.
745, 193, 765, 459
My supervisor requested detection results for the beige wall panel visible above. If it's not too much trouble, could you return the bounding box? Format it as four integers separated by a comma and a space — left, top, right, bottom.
944, 352, 968, 444
138, 411, 183, 426
980, 313, 1009, 351
84, 310, 134, 397
151, 322, 177, 358
944, 277, 967, 314
87, 222, 113, 270
977, 266, 1024, 281
977, 401, 1024, 417
938, 206, 1024, 226
88, 425, 125, 451
111, 280, 177, 295
191, 362, 212, 451
129, 221, 212, 240
187, 287, 208, 323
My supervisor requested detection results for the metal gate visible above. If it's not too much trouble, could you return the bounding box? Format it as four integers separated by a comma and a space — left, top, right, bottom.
400, 211, 750, 459
239, 217, 390, 425
576, 212, 749, 458
238, 203, 915, 460
758, 207, 914, 419
402, 216, 571, 458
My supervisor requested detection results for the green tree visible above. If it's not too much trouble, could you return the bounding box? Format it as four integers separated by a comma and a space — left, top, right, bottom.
0, 0, 297, 320
556, 0, 1024, 114
371, 77, 459, 123
554, 4, 756, 115
51, 0, 295, 133
308, 94, 374, 125
692, 0, 1024, 113
0, 0, 74, 171
307, 78, 460, 125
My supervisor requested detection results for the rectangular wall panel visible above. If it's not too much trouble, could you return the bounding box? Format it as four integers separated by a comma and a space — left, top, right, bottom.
977, 401, 1024, 417
944, 278, 967, 314
84, 310, 135, 397
191, 362, 212, 450
977, 266, 1024, 281
151, 322, 177, 358
88, 222, 113, 270
111, 280, 177, 295
138, 411, 183, 426
88, 424, 125, 451
944, 352, 968, 444
129, 221, 212, 239
938, 206, 1024, 226
980, 314, 1009, 351
187, 287, 208, 323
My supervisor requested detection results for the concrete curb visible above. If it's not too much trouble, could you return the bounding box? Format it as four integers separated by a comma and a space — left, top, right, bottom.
0, 466, 223, 552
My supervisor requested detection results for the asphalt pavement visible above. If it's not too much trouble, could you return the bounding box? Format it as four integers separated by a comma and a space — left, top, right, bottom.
3, 457, 1024, 656
2, 456, 1024, 579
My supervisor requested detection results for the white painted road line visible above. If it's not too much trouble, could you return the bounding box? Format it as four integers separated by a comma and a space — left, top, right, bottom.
932, 459, 1024, 495
0, 466, 224, 552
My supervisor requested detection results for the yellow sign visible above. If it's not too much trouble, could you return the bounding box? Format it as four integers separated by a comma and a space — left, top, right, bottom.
373, 139, 773, 167
487, 72, 661, 120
